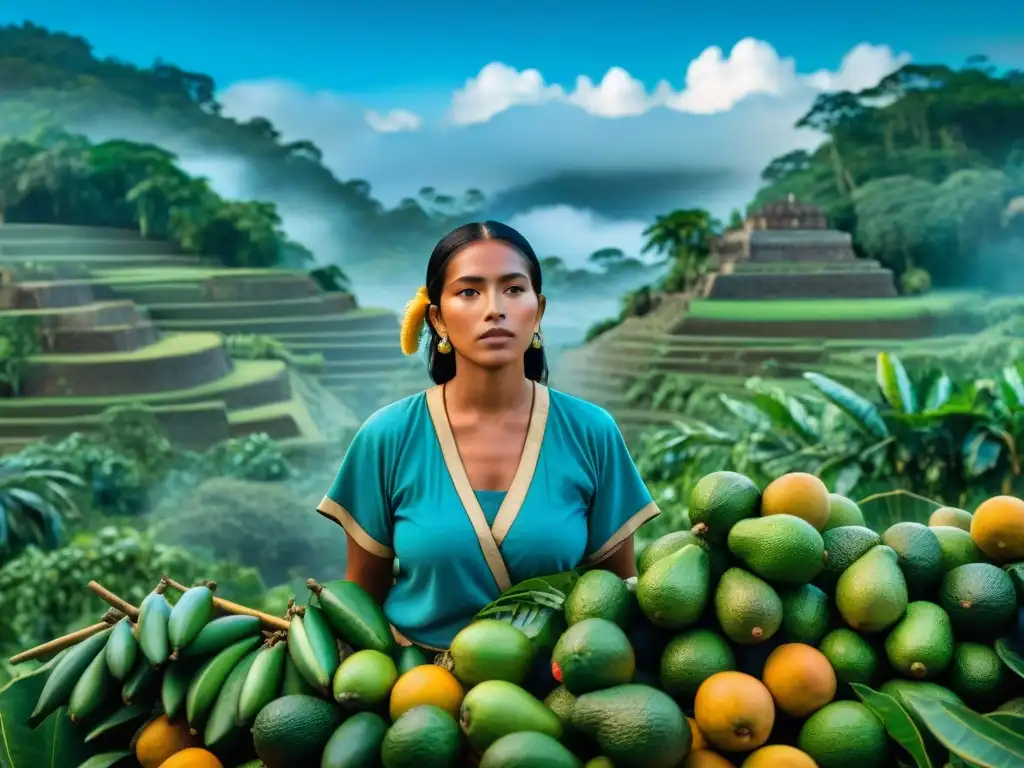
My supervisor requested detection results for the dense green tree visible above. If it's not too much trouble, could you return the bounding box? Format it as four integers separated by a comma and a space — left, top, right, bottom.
0, 22, 485, 269
751, 60, 1024, 290
641, 209, 720, 291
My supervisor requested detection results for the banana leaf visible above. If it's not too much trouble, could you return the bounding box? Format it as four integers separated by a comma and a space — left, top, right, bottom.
851, 683, 932, 768
877, 353, 918, 414
76, 753, 133, 768
804, 371, 890, 440
903, 689, 1024, 768
857, 488, 944, 530
923, 372, 954, 411
0, 650, 94, 767
994, 638, 1024, 681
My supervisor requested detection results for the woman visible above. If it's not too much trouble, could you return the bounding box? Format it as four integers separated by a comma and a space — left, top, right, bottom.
317, 221, 660, 654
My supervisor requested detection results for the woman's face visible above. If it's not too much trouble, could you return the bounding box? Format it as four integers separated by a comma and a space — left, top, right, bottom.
429, 240, 545, 372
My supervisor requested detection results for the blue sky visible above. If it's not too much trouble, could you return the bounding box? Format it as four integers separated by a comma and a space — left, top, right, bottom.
2, 1, 1020, 270
4, 0, 1018, 107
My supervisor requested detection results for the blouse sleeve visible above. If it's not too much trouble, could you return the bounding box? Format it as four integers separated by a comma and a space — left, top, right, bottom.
583, 408, 660, 565
316, 415, 396, 560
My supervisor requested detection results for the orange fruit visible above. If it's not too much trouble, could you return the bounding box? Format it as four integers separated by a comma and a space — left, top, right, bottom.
389, 664, 465, 721
136, 715, 202, 768
687, 716, 707, 751
742, 744, 819, 767
682, 751, 735, 767
761, 473, 831, 531
694, 671, 775, 752
762, 643, 837, 717
157, 747, 223, 768
970, 495, 1024, 563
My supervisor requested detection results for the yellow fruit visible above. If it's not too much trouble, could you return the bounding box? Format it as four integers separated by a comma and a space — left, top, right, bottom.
683, 751, 735, 768
157, 748, 223, 768
970, 495, 1024, 563
687, 716, 707, 751
389, 664, 465, 721
761, 473, 831, 531
742, 744, 819, 767
136, 715, 202, 768
694, 671, 775, 752
762, 643, 837, 717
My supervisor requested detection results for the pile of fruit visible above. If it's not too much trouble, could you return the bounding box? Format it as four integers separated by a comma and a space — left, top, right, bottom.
12, 470, 1024, 767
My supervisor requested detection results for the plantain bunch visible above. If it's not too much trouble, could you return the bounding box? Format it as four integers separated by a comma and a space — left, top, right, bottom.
26, 576, 399, 763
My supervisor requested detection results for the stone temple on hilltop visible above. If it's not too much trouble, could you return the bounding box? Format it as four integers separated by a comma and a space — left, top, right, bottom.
701, 194, 898, 300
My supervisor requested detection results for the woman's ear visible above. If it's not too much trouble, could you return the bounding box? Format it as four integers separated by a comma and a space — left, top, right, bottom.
428, 304, 445, 336
535, 293, 547, 329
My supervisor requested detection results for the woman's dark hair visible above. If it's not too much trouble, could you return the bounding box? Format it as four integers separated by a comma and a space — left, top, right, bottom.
424, 220, 548, 385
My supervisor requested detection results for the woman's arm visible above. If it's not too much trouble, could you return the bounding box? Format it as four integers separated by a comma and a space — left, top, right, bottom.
345, 536, 394, 606
597, 537, 638, 579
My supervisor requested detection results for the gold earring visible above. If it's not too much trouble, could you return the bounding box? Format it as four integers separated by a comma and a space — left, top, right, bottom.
437, 336, 452, 354
531, 332, 543, 349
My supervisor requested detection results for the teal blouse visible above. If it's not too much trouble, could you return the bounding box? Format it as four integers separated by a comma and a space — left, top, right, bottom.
317, 382, 660, 651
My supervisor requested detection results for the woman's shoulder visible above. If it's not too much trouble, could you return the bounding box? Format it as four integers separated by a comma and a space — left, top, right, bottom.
356, 389, 429, 442
546, 386, 619, 434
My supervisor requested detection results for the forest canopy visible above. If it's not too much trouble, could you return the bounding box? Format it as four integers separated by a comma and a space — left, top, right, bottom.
0, 22, 483, 268
750, 59, 1024, 291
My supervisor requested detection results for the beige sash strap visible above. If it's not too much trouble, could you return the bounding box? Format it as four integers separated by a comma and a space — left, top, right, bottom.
390, 624, 448, 654
425, 382, 550, 595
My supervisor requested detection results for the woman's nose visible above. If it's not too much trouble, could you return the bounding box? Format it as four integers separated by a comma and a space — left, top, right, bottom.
483, 288, 506, 319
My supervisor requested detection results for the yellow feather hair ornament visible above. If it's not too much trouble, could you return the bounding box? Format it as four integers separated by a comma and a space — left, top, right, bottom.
399, 285, 431, 356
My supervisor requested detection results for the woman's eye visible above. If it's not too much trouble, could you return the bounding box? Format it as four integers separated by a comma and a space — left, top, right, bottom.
507, 285, 526, 294
457, 288, 479, 297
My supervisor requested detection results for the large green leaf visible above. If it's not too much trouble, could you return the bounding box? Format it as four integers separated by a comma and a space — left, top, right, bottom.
923, 372, 954, 411
804, 372, 890, 440
856, 488, 944, 530
1001, 365, 1024, 409
877, 353, 918, 414
851, 683, 932, 768
994, 638, 1024, 681
76, 753, 133, 768
0, 653, 94, 767
903, 689, 1024, 767
962, 428, 1006, 478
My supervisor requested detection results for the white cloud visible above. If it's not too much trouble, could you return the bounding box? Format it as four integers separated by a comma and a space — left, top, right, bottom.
211, 38, 910, 248
448, 63, 565, 125
447, 39, 909, 124
365, 108, 422, 133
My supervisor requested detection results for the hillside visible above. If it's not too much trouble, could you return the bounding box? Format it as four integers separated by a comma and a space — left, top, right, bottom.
0, 22, 479, 271
0, 223, 425, 452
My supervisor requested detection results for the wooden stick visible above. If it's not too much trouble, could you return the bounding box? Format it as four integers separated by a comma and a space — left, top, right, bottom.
87, 580, 141, 621
7, 621, 111, 665
161, 575, 290, 632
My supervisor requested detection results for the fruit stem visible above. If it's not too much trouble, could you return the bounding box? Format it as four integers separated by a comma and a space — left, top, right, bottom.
306, 578, 323, 596
87, 580, 142, 621
692, 522, 709, 537
162, 574, 289, 632
7, 618, 117, 665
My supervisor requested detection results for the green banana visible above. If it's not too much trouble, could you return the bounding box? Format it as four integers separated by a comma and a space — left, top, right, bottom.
84, 702, 148, 743
178, 614, 261, 660
31, 626, 112, 723
167, 583, 216, 658
287, 606, 338, 695
161, 660, 195, 720
304, 605, 341, 677
104, 618, 137, 680
237, 637, 287, 725
122, 660, 159, 705
280, 650, 317, 696
185, 635, 261, 730
308, 578, 394, 654
68, 643, 116, 723
396, 645, 428, 675
137, 585, 172, 666
203, 647, 259, 749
